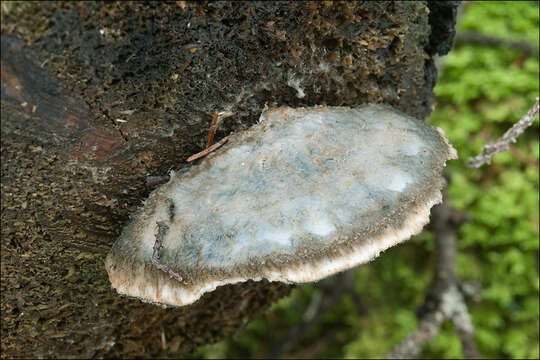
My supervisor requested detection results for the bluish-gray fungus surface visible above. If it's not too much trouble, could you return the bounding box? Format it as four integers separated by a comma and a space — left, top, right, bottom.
106, 104, 457, 307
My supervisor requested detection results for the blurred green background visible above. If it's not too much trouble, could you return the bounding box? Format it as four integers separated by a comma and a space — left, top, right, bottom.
194, 2, 539, 358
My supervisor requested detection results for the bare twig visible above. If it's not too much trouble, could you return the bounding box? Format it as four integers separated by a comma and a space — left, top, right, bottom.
206, 111, 219, 149
455, 31, 539, 56
468, 98, 539, 168
186, 135, 230, 162
386, 194, 480, 359
386, 286, 460, 359
452, 297, 480, 359
189, 110, 233, 161
206, 110, 234, 149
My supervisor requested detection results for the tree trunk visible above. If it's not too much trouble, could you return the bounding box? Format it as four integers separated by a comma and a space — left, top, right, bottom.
1, 1, 456, 357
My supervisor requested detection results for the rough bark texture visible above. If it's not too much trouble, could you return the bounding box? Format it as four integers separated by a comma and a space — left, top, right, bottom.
1, 1, 456, 358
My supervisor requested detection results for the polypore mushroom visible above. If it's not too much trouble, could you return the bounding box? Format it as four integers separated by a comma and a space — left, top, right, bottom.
105, 104, 457, 307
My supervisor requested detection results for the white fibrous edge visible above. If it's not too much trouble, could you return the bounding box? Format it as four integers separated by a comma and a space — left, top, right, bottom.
105, 178, 446, 307
435, 126, 459, 161
105, 105, 458, 308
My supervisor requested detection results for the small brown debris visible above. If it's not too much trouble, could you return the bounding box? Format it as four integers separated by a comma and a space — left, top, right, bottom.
187, 135, 230, 162
206, 111, 219, 149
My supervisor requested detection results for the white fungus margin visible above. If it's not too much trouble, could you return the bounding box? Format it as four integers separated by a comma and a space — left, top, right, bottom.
106, 104, 457, 307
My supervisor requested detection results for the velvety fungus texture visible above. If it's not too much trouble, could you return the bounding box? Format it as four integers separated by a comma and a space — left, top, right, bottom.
106, 105, 457, 307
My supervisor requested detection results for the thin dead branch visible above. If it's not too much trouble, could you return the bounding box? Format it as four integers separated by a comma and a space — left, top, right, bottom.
206, 111, 219, 149
468, 98, 539, 168
386, 193, 480, 359
186, 135, 230, 162
455, 31, 539, 56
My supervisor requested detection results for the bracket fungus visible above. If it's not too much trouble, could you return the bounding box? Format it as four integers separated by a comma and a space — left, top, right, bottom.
106, 104, 457, 307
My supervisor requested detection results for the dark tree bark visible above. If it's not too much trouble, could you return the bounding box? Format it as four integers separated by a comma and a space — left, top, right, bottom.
0, 1, 456, 357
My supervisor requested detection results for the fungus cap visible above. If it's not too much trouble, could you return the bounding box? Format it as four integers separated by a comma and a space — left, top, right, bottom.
105, 104, 457, 307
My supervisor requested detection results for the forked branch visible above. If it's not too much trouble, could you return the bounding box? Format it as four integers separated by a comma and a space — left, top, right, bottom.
468, 98, 539, 168
386, 194, 480, 359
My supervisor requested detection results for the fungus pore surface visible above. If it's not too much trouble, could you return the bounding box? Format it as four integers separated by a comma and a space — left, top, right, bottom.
106, 105, 457, 307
